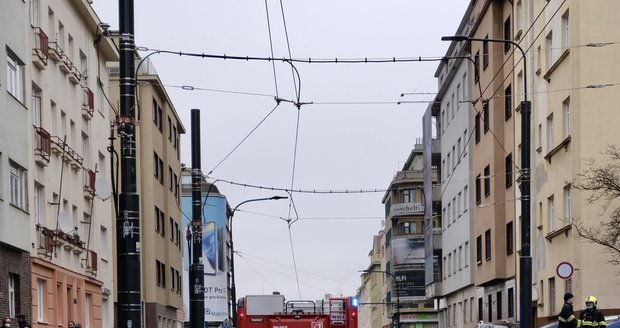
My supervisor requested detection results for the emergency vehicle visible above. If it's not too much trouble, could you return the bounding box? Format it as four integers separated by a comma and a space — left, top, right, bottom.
236, 294, 358, 328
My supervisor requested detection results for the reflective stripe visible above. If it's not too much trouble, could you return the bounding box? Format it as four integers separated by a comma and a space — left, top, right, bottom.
598, 321, 607, 326
559, 317, 568, 322
581, 320, 595, 326
567, 315, 576, 322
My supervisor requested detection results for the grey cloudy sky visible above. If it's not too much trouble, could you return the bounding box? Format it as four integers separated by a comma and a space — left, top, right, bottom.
93, 0, 469, 301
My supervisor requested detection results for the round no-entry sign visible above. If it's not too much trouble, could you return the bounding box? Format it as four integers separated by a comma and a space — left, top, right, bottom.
556, 262, 574, 279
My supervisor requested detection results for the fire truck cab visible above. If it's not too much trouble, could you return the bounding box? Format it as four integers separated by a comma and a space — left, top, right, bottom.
236, 294, 358, 328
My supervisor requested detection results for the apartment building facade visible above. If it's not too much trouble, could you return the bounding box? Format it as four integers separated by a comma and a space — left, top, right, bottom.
358, 233, 384, 328
381, 145, 439, 328
110, 59, 186, 328
0, 0, 118, 326
467, 0, 518, 325
517, 0, 620, 325
425, 4, 478, 327
0, 0, 33, 324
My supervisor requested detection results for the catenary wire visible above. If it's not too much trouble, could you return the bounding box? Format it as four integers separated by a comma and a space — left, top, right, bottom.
279, 0, 299, 103
264, 0, 280, 98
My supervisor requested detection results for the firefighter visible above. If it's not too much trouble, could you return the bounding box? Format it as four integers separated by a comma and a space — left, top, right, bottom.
559, 292, 577, 328
578, 296, 606, 328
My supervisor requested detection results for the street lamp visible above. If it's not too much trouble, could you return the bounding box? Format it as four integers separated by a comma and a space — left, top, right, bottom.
230, 196, 288, 327
360, 270, 401, 328
442, 35, 532, 328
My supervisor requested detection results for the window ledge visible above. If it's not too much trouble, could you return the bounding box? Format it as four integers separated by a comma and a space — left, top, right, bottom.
545, 224, 572, 242
543, 49, 570, 82
544, 135, 571, 163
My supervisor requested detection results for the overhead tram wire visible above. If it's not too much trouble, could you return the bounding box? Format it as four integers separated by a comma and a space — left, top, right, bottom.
279, 0, 299, 102
211, 177, 390, 194
264, 0, 280, 98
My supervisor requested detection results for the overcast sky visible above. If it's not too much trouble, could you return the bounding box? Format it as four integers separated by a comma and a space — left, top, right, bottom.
93, 0, 470, 302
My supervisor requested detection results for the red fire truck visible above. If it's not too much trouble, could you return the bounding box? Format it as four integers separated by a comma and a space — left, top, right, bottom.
236, 294, 358, 328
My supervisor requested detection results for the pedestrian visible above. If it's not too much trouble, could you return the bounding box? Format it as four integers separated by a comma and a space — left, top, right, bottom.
559, 292, 577, 328
16, 314, 31, 328
578, 296, 606, 328
68, 321, 76, 328
2, 318, 11, 328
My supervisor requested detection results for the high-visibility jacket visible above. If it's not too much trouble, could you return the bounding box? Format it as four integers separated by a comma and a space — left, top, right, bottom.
558, 303, 577, 328
578, 308, 606, 328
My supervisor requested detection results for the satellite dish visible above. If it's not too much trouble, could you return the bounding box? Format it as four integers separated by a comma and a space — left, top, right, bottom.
95, 178, 112, 200
58, 211, 74, 233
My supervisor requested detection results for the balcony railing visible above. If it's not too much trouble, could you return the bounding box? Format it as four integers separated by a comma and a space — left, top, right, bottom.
32, 27, 49, 68
82, 87, 94, 119
50, 136, 84, 169
37, 226, 55, 258
84, 169, 96, 198
47, 40, 64, 62
67, 58, 81, 84
392, 167, 438, 183
34, 126, 51, 165
85, 250, 98, 275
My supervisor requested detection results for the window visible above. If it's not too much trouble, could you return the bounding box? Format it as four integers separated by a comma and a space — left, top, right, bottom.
170, 266, 175, 291
505, 84, 512, 120
463, 129, 467, 154
457, 138, 462, 158
175, 222, 180, 246
516, 0, 524, 34
152, 98, 162, 131
508, 288, 515, 317
81, 132, 90, 167
562, 10, 570, 48
7, 48, 25, 102
447, 153, 451, 176
153, 152, 164, 184
506, 154, 513, 188
476, 235, 482, 263
464, 299, 468, 323
563, 97, 571, 138
156, 260, 166, 288
401, 189, 415, 203
474, 51, 480, 83
483, 35, 489, 69
564, 185, 572, 224
37, 279, 45, 321
475, 174, 481, 204
32, 83, 42, 126
458, 245, 463, 270
443, 256, 447, 280
441, 110, 446, 134
79, 50, 88, 82
485, 229, 491, 260
546, 31, 554, 69
457, 192, 461, 216
478, 297, 483, 322
30, 0, 40, 26
504, 17, 511, 53
169, 166, 173, 191
85, 294, 91, 328
549, 277, 556, 315
34, 183, 44, 225
475, 113, 481, 143
9, 273, 20, 318
168, 116, 172, 141
488, 294, 493, 322
548, 195, 556, 232
506, 221, 514, 255
547, 114, 554, 151
448, 253, 452, 276
456, 85, 461, 108
497, 291, 503, 320
10, 161, 28, 210
155, 206, 165, 236
442, 159, 446, 181
451, 93, 455, 117
464, 185, 468, 211
169, 217, 174, 241
484, 165, 491, 197
452, 146, 456, 170
483, 102, 489, 132
465, 241, 469, 267
173, 126, 178, 150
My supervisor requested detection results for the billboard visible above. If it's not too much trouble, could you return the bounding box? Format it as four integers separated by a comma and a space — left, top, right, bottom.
391, 237, 425, 299
182, 194, 229, 323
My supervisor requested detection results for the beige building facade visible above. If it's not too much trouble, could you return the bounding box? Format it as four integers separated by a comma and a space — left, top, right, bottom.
516, 0, 620, 325
110, 58, 186, 328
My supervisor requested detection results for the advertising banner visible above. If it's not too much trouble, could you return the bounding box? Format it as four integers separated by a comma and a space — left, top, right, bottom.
182, 194, 229, 323
391, 237, 425, 299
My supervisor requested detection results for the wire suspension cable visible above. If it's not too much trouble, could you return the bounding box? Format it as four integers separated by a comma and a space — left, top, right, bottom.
279, 0, 299, 101
208, 104, 280, 175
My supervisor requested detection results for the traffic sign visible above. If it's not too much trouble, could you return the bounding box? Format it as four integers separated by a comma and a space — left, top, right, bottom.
556, 262, 574, 279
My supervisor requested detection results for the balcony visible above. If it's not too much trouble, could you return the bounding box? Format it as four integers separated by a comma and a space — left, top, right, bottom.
34, 127, 51, 166
37, 226, 55, 259
59, 52, 71, 75
31, 27, 49, 69
56, 230, 85, 252
432, 227, 442, 247
81, 87, 94, 119
50, 136, 83, 170
85, 250, 98, 276
83, 169, 96, 199
48, 40, 63, 62
425, 281, 443, 299
67, 60, 81, 84
392, 167, 438, 185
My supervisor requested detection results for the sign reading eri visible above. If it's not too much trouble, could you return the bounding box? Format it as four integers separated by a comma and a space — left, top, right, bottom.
390, 202, 425, 216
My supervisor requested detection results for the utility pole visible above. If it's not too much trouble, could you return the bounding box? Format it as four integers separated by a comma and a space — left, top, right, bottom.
116, 0, 141, 328
189, 109, 205, 328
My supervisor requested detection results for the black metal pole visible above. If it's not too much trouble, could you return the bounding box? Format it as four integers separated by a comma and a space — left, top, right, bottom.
116, 0, 141, 327
190, 109, 205, 328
